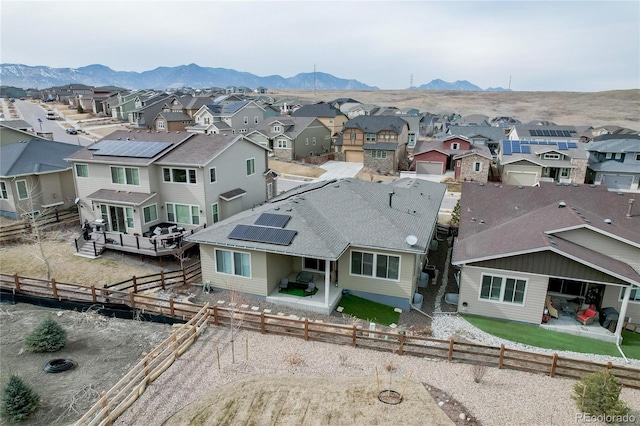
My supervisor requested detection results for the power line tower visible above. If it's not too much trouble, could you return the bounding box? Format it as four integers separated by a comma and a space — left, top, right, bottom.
410, 74, 413, 88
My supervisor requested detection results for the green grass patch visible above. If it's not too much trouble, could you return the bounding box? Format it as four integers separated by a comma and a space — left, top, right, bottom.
462, 314, 640, 360
279, 287, 318, 297
337, 294, 400, 326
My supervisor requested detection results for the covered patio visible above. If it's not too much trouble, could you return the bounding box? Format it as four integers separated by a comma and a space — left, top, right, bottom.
541, 314, 618, 344
266, 278, 342, 315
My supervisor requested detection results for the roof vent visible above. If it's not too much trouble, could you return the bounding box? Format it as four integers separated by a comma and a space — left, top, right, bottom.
479, 183, 484, 186
604, 218, 612, 224
517, 185, 523, 189
558, 202, 566, 208
494, 184, 499, 187
564, 183, 570, 186
556, 182, 562, 186
274, 207, 280, 210
573, 183, 578, 187
590, 184, 595, 188
405, 235, 418, 246
617, 192, 624, 196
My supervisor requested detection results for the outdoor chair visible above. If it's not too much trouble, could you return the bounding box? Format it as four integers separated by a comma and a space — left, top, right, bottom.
304, 281, 316, 295
577, 304, 598, 325
279, 278, 289, 290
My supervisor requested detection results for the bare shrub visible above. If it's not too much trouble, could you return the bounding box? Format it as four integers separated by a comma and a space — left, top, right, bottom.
384, 358, 397, 373
338, 353, 348, 366
285, 352, 305, 366
410, 324, 432, 337
471, 362, 487, 384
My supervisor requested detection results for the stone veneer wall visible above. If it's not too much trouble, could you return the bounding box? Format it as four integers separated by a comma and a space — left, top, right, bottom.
273, 148, 293, 161
460, 156, 489, 183
364, 151, 395, 174
570, 158, 588, 184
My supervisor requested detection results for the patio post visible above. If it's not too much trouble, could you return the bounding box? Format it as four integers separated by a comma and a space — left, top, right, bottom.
324, 260, 330, 308
614, 286, 632, 345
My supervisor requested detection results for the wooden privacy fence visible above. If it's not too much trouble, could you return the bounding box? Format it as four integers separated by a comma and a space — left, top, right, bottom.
0, 209, 80, 243
2, 273, 640, 391
104, 263, 202, 292
75, 303, 210, 426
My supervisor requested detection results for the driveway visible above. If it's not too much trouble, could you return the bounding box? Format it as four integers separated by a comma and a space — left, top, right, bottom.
317, 160, 363, 180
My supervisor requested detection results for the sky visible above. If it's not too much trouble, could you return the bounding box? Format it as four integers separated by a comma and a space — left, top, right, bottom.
1, 1, 639, 92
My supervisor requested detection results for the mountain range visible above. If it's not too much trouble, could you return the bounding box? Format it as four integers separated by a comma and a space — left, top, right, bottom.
0, 63, 507, 92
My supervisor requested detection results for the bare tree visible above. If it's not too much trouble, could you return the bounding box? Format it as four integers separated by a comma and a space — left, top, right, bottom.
222, 280, 248, 364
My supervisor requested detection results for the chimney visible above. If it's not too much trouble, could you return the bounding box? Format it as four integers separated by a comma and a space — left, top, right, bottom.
628, 199, 635, 218
389, 191, 395, 208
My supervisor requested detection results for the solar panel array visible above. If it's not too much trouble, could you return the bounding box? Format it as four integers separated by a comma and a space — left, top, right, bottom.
503, 139, 580, 156
228, 224, 297, 246
89, 140, 173, 158
529, 129, 573, 137
254, 213, 291, 228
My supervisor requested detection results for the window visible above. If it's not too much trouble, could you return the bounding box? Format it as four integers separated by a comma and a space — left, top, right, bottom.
125, 207, 134, 228
254, 116, 259, 124
143, 204, 158, 223
479, 274, 526, 304
276, 139, 288, 148
408, 134, 416, 147
350, 132, 356, 140
267, 182, 274, 199
216, 249, 251, 277
157, 121, 165, 129
605, 152, 612, 159
543, 153, 560, 160
273, 125, 281, 133
473, 162, 482, 172
246, 158, 255, 175
351, 250, 399, 280
75, 164, 89, 178
166, 203, 200, 225
243, 116, 249, 125
619, 287, 640, 303
366, 133, 376, 142
304, 257, 326, 271
312, 137, 316, 145
451, 143, 459, 150
211, 203, 219, 223
209, 167, 217, 183
0, 182, 6, 199
110, 167, 139, 185
306, 138, 309, 145
560, 168, 570, 178
635, 154, 640, 161
204, 117, 210, 125
614, 153, 623, 160
163, 168, 196, 184
16, 180, 28, 199
372, 150, 387, 159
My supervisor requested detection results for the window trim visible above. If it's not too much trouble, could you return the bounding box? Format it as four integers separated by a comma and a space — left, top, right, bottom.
166, 202, 200, 225
246, 158, 255, 176
163, 167, 197, 184
215, 248, 251, 278
211, 202, 219, 223
0, 181, 7, 199
473, 162, 482, 172
619, 287, 640, 304
372, 150, 387, 159
75, 163, 89, 178
478, 273, 527, 305
543, 153, 561, 160
16, 179, 28, 200
110, 166, 140, 186
143, 204, 158, 224
350, 250, 400, 281
209, 167, 217, 184
303, 257, 326, 272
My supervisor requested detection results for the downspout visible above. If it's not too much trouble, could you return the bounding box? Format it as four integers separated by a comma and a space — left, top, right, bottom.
614, 285, 632, 362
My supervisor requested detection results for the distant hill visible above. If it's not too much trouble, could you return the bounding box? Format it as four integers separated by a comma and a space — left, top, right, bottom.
0, 63, 379, 91
0, 63, 506, 92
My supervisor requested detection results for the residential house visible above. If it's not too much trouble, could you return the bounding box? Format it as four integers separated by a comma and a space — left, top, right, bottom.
586, 134, 640, 191
128, 92, 172, 128
498, 140, 588, 186
153, 111, 193, 132
1, 139, 82, 219
452, 182, 640, 344
187, 100, 265, 135
246, 116, 332, 161
412, 135, 492, 182
111, 90, 154, 121
445, 125, 508, 157
336, 116, 409, 174
187, 177, 446, 314
395, 107, 420, 116
507, 124, 580, 142
0, 121, 34, 139
453, 114, 490, 126
65, 130, 273, 237
345, 104, 379, 119
291, 103, 349, 139
399, 116, 421, 150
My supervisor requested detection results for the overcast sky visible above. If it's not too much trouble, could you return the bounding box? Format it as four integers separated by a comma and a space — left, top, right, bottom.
1, 1, 638, 92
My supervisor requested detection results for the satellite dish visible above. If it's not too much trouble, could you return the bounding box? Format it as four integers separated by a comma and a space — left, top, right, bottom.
406, 235, 418, 246
74, 197, 80, 205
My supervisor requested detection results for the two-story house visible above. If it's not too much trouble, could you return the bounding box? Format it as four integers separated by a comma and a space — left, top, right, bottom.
65, 130, 273, 238
128, 92, 172, 128
290, 103, 349, 140
336, 116, 409, 174
412, 135, 492, 182
507, 124, 580, 142
586, 134, 640, 191
498, 140, 588, 186
187, 100, 266, 135
246, 116, 332, 161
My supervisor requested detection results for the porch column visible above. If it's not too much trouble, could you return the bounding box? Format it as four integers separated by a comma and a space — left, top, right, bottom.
614, 285, 632, 345
324, 260, 330, 307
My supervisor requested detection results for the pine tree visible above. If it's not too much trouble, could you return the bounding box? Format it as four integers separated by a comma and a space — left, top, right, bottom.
573, 370, 629, 420
1, 375, 39, 422
449, 199, 460, 226
23, 318, 67, 353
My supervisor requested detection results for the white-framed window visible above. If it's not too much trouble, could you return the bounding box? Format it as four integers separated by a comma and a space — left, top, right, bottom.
372, 150, 387, 159
246, 158, 255, 176
243, 116, 249, 125
209, 167, 217, 183
479, 274, 527, 304
619, 287, 640, 303
143, 204, 158, 224
473, 162, 482, 172
605, 152, 612, 159
365, 133, 376, 142
560, 168, 570, 178
267, 182, 274, 199
614, 153, 623, 160
166, 203, 200, 225
305, 138, 309, 145
110, 166, 139, 185
75, 164, 89, 178
350, 132, 356, 140
204, 117, 210, 125
350, 250, 400, 281
543, 153, 560, 160
163, 167, 197, 184
451, 142, 459, 150
276, 139, 288, 149
215, 249, 251, 277
0, 182, 7, 199
635, 153, 640, 161
304, 257, 326, 272
408, 134, 416, 147
16, 179, 28, 200
273, 125, 281, 133
312, 137, 316, 145
157, 120, 166, 129
125, 207, 134, 228
211, 202, 219, 223
254, 116, 259, 124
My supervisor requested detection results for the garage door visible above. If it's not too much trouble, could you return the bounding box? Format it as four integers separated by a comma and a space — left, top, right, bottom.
345, 150, 364, 163
506, 172, 537, 186
603, 174, 633, 190
416, 161, 444, 175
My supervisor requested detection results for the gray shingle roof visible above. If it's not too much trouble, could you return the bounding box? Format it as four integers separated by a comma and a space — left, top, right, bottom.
291, 103, 342, 118
343, 116, 408, 134
587, 135, 640, 153
1, 139, 82, 177
156, 134, 267, 166
86, 189, 155, 206
188, 178, 446, 259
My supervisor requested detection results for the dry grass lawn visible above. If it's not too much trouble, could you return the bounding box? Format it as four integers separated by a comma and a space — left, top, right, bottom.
268, 159, 326, 178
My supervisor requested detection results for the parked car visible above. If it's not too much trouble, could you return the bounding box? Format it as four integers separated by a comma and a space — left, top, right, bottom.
65, 127, 78, 135
46, 111, 56, 120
